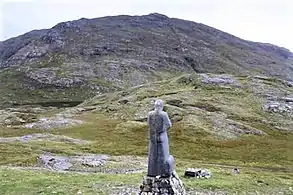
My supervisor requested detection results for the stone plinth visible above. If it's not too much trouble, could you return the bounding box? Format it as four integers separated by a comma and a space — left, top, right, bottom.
139, 171, 186, 195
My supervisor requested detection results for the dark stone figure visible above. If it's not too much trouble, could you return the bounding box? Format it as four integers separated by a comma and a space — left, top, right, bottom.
139, 99, 185, 194
147, 99, 174, 177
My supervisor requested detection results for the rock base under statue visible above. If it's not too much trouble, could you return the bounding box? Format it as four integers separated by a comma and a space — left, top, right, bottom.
139, 171, 186, 195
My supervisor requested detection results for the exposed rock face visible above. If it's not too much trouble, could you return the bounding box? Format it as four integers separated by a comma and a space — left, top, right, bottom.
139, 171, 186, 195
1, 13, 293, 108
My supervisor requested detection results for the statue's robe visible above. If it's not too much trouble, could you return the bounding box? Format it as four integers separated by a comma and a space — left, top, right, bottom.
147, 110, 174, 177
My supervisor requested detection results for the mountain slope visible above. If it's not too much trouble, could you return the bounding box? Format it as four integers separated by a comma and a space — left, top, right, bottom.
80, 73, 293, 137
0, 13, 292, 108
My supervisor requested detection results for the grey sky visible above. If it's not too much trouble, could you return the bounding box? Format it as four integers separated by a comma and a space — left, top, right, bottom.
0, 0, 292, 51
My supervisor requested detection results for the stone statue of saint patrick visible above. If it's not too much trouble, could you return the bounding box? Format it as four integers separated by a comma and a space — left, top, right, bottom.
139, 99, 185, 194
147, 99, 174, 177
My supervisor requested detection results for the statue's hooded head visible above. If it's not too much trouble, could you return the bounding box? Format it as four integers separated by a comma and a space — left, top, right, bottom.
154, 99, 164, 112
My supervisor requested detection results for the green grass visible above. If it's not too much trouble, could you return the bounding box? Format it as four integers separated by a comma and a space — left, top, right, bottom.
1, 115, 292, 194
179, 165, 293, 194
1, 163, 292, 195
1, 73, 293, 194
0, 168, 141, 195
1, 113, 292, 168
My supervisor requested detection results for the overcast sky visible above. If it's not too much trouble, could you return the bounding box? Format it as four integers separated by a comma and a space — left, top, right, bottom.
0, 0, 292, 51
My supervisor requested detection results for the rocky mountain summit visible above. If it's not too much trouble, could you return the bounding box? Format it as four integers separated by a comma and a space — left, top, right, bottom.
0, 13, 293, 109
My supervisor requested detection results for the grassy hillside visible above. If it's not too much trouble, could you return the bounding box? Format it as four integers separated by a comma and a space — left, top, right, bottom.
1, 73, 293, 194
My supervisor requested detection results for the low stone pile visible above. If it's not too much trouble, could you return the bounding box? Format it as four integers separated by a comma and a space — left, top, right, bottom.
184, 168, 212, 179
139, 171, 186, 195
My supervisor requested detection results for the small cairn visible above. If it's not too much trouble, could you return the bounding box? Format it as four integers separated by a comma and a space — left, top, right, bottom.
139, 171, 186, 195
